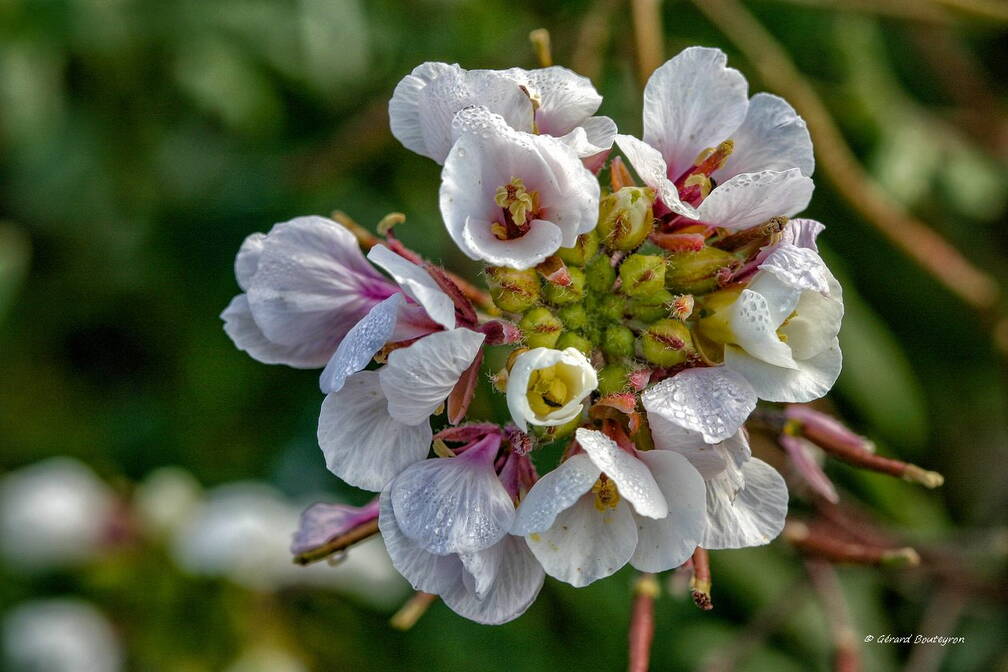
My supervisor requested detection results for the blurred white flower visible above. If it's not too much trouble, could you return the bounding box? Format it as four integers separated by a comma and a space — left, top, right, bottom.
3, 598, 123, 672
505, 347, 597, 431
132, 466, 203, 538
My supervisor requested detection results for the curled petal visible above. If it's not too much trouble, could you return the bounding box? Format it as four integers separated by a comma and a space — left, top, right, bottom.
445, 535, 545, 625
696, 169, 813, 232
730, 289, 799, 369
575, 429, 668, 520
368, 245, 456, 330
702, 458, 789, 549
511, 454, 600, 535
724, 338, 842, 403
378, 487, 462, 594
614, 134, 695, 217
320, 294, 404, 394
641, 367, 757, 444
222, 295, 340, 369
715, 92, 814, 181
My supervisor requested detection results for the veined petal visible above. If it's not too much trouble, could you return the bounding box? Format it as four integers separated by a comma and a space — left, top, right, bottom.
511, 454, 600, 535
445, 535, 545, 625
646, 413, 751, 480
643, 47, 749, 180
222, 295, 334, 369
235, 233, 265, 291
388, 62, 459, 161
702, 457, 788, 549
631, 450, 707, 572
641, 367, 757, 444
461, 217, 563, 270
367, 245, 456, 330
389, 440, 514, 555
558, 116, 618, 157
318, 371, 432, 492
319, 294, 404, 394
730, 289, 799, 369
379, 328, 486, 425
459, 541, 504, 601
724, 338, 842, 403
291, 499, 379, 556
378, 487, 462, 593
696, 169, 813, 231
715, 93, 815, 181
575, 429, 668, 520
525, 495, 637, 587
614, 134, 696, 217
513, 65, 603, 137
757, 243, 833, 295
781, 291, 843, 360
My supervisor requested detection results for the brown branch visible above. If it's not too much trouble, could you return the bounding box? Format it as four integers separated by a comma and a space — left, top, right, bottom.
690, 547, 714, 610
529, 28, 553, 67
292, 518, 380, 565
571, 0, 621, 80
753, 0, 951, 23
390, 592, 438, 630
630, 0, 664, 85
804, 560, 861, 672
784, 520, 920, 568
690, 0, 1000, 314
628, 573, 659, 672
932, 0, 1008, 22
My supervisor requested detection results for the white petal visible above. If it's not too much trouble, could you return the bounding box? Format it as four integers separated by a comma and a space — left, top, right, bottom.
388, 62, 459, 160
575, 429, 668, 519
379, 328, 485, 425
221, 294, 332, 368
696, 169, 813, 231
245, 216, 393, 356
757, 243, 833, 294
525, 496, 637, 587
505, 347, 598, 431
390, 446, 514, 555
319, 294, 404, 394
715, 93, 814, 180
744, 270, 802, 325
730, 289, 799, 369
614, 134, 695, 217
459, 541, 503, 600
517, 66, 602, 136
461, 217, 563, 270
724, 337, 842, 402
702, 458, 789, 549
367, 245, 455, 330
235, 232, 265, 291
444, 535, 545, 625
631, 450, 707, 572
558, 116, 618, 157
641, 367, 757, 444
511, 454, 601, 535
643, 47, 749, 179
783, 218, 825, 251
318, 371, 432, 492
378, 487, 462, 593
781, 291, 843, 361
646, 414, 751, 480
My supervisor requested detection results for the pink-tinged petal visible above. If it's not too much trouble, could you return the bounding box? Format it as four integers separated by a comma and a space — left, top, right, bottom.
367, 245, 456, 331
461, 217, 564, 271
641, 367, 757, 444
575, 429, 668, 520
631, 450, 707, 572
318, 371, 432, 492
696, 169, 813, 231
525, 495, 637, 587
715, 93, 814, 181
445, 535, 544, 625
702, 457, 789, 549
614, 134, 695, 217
446, 349, 483, 425
235, 232, 265, 291
378, 487, 463, 594
319, 294, 404, 394
388, 62, 459, 161
753, 218, 825, 266
779, 434, 838, 503
221, 294, 335, 369
724, 337, 842, 403
389, 435, 514, 555
290, 498, 379, 556
730, 289, 799, 369
379, 328, 486, 426
643, 47, 749, 179
511, 454, 601, 535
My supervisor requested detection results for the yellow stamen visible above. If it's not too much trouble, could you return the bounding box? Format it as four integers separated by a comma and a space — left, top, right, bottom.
592, 475, 621, 511
494, 177, 539, 228
525, 363, 578, 418
684, 173, 712, 199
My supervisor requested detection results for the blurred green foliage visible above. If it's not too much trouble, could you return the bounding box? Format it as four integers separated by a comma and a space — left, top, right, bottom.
1, 0, 1007, 670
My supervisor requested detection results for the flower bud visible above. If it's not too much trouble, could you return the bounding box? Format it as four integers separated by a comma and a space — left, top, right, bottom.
628, 289, 673, 322
585, 254, 616, 292
619, 254, 666, 297
640, 318, 692, 367
597, 363, 630, 395
556, 331, 593, 355
556, 303, 588, 331
543, 267, 585, 305
602, 325, 635, 358
664, 246, 739, 295
555, 231, 599, 267
596, 294, 626, 322
597, 186, 655, 251
695, 287, 743, 346
518, 307, 563, 349
487, 266, 541, 313
505, 347, 598, 432
535, 415, 582, 441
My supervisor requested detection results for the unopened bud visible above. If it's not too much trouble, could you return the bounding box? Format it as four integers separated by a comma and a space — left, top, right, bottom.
696, 287, 743, 346
596, 294, 626, 322
544, 267, 586, 305
556, 231, 599, 267
487, 266, 541, 313
641, 319, 692, 367
585, 254, 616, 292
619, 254, 666, 297
557, 303, 588, 331
597, 186, 655, 251
629, 289, 674, 322
665, 246, 740, 295
597, 363, 630, 395
556, 331, 593, 355
880, 547, 921, 568
602, 325, 635, 358
518, 307, 563, 348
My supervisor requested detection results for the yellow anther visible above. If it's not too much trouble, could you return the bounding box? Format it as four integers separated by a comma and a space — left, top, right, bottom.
684, 173, 712, 199
592, 475, 621, 511
525, 364, 575, 416
491, 221, 509, 241
494, 177, 538, 228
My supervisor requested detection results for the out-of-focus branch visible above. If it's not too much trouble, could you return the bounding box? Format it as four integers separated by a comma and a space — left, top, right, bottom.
754, 0, 950, 23
690, 0, 1001, 315
571, 0, 620, 80
785, 520, 920, 567
932, 0, 1008, 22
628, 573, 659, 672
292, 518, 380, 565
529, 28, 553, 67
630, 0, 664, 84
390, 592, 438, 630
804, 560, 861, 672
903, 586, 968, 672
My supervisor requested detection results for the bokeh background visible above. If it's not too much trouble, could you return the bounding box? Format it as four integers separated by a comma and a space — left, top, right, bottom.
1, 0, 1007, 670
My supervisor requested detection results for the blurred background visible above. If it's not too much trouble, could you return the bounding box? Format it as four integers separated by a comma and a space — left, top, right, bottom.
1, 0, 1007, 670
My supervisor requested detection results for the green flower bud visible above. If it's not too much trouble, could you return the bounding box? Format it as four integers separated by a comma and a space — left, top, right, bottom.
619, 254, 666, 296
543, 267, 586, 306
629, 289, 674, 322
598, 363, 630, 395
557, 303, 588, 331
598, 186, 656, 251
556, 231, 599, 267
664, 246, 739, 295
535, 414, 582, 442
556, 331, 593, 355
602, 325, 635, 358
518, 307, 563, 349
695, 287, 743, 345
596, 294, 626, 322
640, 319, 692, 367
487, 266, 541, 313
585, 254, 616, 293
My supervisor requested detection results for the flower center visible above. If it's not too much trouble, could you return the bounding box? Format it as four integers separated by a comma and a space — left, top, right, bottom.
674, 140, 734, 206
592, 474, 621, 511
526, 363, 578, 416
492, 177, 541, 240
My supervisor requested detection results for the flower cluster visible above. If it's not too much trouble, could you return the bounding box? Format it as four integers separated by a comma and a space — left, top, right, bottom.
222, 47, 844, 625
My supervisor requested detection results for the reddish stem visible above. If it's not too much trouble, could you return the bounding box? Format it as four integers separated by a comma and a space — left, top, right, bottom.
628, 573, 658, 672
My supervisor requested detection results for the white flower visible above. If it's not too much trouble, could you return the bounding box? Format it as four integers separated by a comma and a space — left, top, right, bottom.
722, 243, 843, 402
511, 428, 706, 587
3, 599, 123, 672
440, 107, 600, 269
389, 62, 616, 164
614, 46, 814, 229
505, 347, 598, 432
